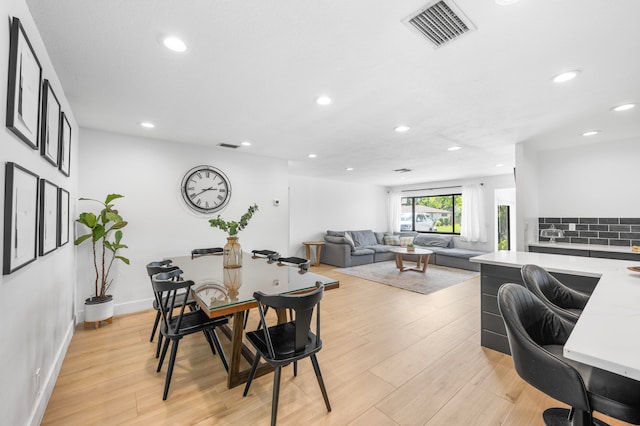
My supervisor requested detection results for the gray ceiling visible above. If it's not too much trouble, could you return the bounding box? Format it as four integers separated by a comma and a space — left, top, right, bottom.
26, 0, 640, 186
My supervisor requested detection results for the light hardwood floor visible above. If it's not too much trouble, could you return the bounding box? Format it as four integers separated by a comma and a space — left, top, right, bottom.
42, 264, 627, 425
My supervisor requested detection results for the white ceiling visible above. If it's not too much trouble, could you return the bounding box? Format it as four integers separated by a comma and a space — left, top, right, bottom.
26, 0, 640, 186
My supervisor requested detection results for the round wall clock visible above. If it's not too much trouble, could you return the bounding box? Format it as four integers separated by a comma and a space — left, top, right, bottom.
181, 165, 232, 214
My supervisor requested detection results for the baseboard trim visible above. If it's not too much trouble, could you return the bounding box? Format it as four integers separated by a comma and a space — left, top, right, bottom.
29, 319, 74, 426
76, 297, 153, 324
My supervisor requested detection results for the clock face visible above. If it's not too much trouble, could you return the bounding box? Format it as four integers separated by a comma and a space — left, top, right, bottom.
181, 165, 231, 214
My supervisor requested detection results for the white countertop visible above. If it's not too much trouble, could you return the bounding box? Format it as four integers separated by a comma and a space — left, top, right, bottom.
529, 241, 640, 255
471, 251, 640, 380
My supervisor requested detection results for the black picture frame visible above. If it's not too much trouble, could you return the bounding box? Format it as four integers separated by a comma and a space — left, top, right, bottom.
57, 187, 70, 247
59, 112, 71, 176
6, 17, 42, 149
39, 179, 58, 256
40, 80, 61, 167
3, 162, 39, 275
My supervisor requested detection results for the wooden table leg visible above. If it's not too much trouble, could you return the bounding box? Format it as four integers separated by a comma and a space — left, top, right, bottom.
220, 311, 275, 388
315, 245, 322, 266
305, 245, 311, 262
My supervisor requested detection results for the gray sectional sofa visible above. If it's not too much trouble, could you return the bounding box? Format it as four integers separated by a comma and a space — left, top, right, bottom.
319, 229, 486, 271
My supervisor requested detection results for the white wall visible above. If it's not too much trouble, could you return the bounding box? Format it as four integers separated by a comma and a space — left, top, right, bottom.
390, 174, 515, 253
0, 1, 79, 424
76, 128, 289, 318
536, 138, 640, 216
288, 175, 388, 257
515, 137, 640, 251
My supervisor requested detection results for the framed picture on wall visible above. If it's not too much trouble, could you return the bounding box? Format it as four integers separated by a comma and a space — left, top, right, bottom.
57, 187, 70, 247
40, 80, 61, 166
39, 179, 58, 256
59, 113, 72, 176
6, 17, 42, 149
3, 163, 39, 275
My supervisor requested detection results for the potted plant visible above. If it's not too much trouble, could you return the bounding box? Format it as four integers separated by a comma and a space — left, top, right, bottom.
209, 204, 258, 268
74, 194, 129, 328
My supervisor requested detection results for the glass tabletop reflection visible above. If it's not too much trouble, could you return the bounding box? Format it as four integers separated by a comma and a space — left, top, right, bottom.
170, 252, 338, 316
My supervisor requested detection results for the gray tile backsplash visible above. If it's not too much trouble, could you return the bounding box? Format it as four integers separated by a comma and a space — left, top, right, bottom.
539, 217, 640, 246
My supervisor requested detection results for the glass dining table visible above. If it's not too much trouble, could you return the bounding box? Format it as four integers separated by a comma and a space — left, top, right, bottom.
170, 251, 339, 388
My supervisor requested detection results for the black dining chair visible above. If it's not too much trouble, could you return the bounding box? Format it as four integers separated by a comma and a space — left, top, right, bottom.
146, 259, 199, 358
498, 283, 640, 426
243, 282, 331, 426
521, 264, 590, 319
191, 247, 223, 259
152, 269, 229, 400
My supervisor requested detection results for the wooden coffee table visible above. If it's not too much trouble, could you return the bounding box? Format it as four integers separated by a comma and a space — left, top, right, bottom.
388, 247, 434, 273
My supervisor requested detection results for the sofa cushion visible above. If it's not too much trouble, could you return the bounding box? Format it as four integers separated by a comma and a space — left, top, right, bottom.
349, 230, 378, 247
414, 234, 453, 248
374, 232, 390, 245
363, 244, 392, 253
383, 235, 401, 246
437, 248, 486, 259
327, 230, 345, 237
352, 248, 375, 256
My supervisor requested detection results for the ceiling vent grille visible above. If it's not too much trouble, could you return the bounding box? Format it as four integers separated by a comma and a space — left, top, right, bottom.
394, 168, 412, 173
217, 143, 240, 149
403, 0, 476, 48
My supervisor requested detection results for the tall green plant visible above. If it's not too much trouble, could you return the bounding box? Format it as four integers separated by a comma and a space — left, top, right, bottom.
74, 194, 130, 300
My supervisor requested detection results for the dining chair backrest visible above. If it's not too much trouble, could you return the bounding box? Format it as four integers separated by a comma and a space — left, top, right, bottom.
151, 269, 194, 336
254, 282, 324, 357
191, 247, 223, 259
146, 260, 180, 278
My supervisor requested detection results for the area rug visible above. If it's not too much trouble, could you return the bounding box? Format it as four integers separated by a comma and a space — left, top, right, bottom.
333, 261, 479, 295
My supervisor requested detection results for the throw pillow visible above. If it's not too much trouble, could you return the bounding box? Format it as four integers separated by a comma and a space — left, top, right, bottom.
383, 235, 401, 246
344, 232, 356, 247
400, 236, 415, 247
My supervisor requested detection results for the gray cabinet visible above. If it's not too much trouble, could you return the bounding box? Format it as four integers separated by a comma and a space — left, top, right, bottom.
480, 263, 599, 355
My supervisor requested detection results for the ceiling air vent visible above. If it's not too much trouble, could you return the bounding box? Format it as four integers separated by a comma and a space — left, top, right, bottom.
217, 143, 240, 149
403, 0, 476, 48
394, 168, 412, 173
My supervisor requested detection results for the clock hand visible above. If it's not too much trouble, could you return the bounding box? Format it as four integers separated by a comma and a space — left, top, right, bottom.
194, 186, 216, 196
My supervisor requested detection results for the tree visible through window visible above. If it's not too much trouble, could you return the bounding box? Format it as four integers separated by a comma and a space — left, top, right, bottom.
401, 194, 462, 234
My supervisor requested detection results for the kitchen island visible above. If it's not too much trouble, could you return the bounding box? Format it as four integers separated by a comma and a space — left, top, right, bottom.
471, 251, 640, 380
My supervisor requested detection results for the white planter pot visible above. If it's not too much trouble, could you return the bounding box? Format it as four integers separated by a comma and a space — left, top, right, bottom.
84, 296, 114, 328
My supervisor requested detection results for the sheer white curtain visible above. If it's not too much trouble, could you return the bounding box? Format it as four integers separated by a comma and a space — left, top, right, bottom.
388, 191, 401, 232
460, 184, 487, 242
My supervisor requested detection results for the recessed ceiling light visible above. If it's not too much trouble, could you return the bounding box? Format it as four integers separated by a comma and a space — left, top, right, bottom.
163, 36, 187, 52
552, 70, 580, 83
394, 125, 410, 133
241, 141, 252, 146
308, 154, 317, 158
582, 130, 600, 137
448, 146, 462, 151
495, 163, 504, 167
345, 167, 354, 171
139, 121, 155, 128
611, 103, 636, 112
495, 0, 520, 5
316, 96, 332, 106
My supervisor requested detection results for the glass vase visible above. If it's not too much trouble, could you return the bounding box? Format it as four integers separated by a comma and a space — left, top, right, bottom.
223, 236, 242, 268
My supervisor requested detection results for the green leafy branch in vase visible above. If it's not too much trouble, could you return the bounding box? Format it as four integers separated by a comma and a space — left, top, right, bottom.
209, 204, 259, 235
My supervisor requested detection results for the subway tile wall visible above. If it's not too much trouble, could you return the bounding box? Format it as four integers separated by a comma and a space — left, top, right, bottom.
538, 217, 640, 246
